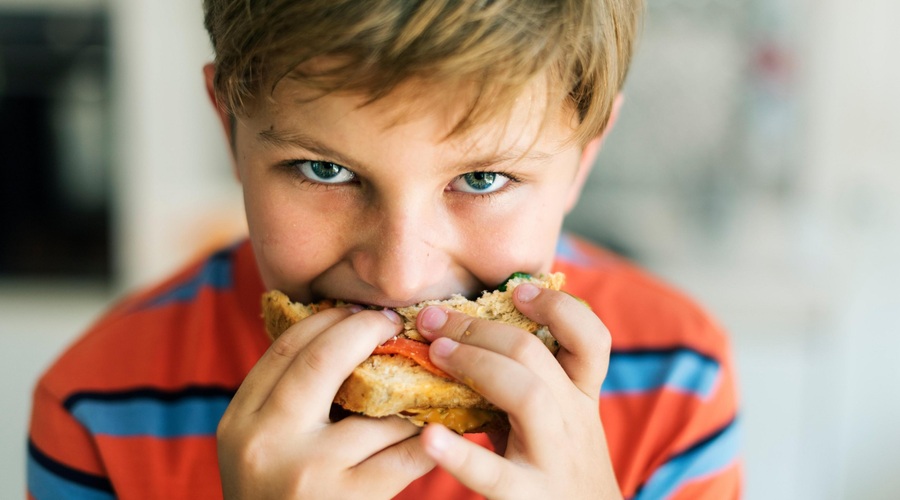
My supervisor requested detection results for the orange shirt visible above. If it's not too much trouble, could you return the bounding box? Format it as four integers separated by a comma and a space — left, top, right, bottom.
28, 234, 741, 499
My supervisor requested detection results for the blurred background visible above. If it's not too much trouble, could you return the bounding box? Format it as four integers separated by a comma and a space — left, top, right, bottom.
1, 0, 898, 498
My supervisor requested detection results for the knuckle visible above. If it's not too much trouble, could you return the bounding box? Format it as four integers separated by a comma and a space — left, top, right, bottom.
220, 425, 269, 475
454, 444, 502, 490
239, 433, 266, 468
521, 289, 568, 327
396, 442, 425, 472
506, 332, 545, 364
540, 289, 569, 319
270, 332, 302, 360
446, 313, 478, 341
518, 380, 554, 415
287, 464, 318, 498
298, 344, 331, 377
216, 408, 234, 440
485, 467, 507, 496
595, 325, 612, 354
581, 317, 611, 359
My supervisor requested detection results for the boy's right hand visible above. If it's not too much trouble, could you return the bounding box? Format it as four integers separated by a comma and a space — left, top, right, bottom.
217, 306, 436, 499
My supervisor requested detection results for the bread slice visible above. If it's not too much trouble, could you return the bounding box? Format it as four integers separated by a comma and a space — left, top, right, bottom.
261, 272, 565, 433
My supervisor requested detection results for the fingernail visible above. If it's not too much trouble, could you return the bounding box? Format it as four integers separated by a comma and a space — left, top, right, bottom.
515, 283, 540, 302
346, 304, 364, 314
419, 306, 448, 332
380, 308, 402, 324
430, 337, 458, 358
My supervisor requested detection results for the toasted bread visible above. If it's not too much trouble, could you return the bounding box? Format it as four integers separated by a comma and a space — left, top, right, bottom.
261, 272, 564, 433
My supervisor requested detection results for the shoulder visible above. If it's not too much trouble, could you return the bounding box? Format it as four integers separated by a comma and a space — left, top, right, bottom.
36, 241, 268, 407
553, 233, 728, 360
554, 234, 741, 497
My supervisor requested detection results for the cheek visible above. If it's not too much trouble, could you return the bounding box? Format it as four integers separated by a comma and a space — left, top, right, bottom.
241, 174, 350, 292
454, 189, 568, 278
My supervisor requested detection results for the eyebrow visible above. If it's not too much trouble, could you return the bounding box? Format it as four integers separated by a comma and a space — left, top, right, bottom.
257, 127, 553, 172
258, 128, 360, 169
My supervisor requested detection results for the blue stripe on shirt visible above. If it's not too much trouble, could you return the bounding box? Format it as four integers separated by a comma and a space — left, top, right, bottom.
137, 246, 235, 310
65, 386, 235, 438
632, 418, 741, 500
27, 439, 115, 500
555, 233, 593, 266
603, 348, 721, 400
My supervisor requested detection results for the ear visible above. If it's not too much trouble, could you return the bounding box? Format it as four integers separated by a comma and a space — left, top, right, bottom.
204, 63, 232, 143
203, 63, 241, 182
564, 93, 624, 213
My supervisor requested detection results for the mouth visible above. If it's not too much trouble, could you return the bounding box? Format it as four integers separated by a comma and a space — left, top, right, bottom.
309, 285, 489, 310
314, 294, 468, 310
301, 270, 521, 309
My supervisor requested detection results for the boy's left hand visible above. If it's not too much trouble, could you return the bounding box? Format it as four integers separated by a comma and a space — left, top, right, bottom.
417, 284, 622, 500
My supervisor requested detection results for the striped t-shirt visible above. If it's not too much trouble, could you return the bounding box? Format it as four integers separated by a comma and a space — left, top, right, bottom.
28, 234, 741, 499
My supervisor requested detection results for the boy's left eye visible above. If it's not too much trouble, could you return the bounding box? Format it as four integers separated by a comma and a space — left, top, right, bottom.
449, 172, 511, 194
294, 160, 356, 184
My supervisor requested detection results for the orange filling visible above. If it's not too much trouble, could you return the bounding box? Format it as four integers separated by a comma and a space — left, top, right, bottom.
373, 337, 451, 379
401, 407, 497, 434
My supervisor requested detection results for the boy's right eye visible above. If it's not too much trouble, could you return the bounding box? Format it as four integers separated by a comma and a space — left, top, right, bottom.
290, 160, 356, 184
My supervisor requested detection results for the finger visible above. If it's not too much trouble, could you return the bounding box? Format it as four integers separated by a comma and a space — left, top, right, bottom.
429, 337, 559, 452
324, 414, 423, 465
421, 424, 519, 498
227, 306, 358, 415
512, 284, 611, 398
263, 309, 403, 424
418, 307, 566, 386
348, 431, 436, 497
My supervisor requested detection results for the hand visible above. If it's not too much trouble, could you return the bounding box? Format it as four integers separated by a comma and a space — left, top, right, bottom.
416, 284, 622, 500
217, 306, 436, 499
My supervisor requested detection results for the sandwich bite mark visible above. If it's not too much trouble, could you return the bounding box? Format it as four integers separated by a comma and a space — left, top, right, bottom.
260, 272, 566, 433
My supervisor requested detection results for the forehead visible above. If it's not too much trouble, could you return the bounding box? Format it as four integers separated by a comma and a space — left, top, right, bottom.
253, 71, 577, 156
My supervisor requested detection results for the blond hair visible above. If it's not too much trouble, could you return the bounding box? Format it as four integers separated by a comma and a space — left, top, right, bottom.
203, 0, 642, 144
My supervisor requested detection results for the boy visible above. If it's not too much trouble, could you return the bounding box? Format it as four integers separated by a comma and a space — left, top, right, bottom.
28, 0, 741, 498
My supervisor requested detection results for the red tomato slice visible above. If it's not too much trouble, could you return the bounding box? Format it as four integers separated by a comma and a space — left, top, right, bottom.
373, 338, 451, 379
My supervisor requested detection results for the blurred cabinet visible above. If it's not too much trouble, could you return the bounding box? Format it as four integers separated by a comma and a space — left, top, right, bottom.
0, 9, 111, 280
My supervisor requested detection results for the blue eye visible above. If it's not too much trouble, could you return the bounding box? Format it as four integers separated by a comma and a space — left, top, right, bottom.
450, 171, 511, 194
296, 160, 355, 184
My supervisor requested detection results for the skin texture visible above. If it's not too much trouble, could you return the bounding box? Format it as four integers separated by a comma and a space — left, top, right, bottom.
418, 285, 621, 499
206, 63, 623, 499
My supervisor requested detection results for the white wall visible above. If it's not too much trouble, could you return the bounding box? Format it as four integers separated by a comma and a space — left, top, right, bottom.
570, 0, 900, 498
108, 0, 245, 291
799, 0, 900, 496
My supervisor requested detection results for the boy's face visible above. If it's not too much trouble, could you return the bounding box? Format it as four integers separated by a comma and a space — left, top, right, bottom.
210, 68, 603, 306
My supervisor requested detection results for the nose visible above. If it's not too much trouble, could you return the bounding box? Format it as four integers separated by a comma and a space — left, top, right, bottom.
350, 200, 450, 304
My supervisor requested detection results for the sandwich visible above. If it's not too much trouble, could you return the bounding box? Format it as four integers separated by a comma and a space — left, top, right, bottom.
261, 272, 565, 434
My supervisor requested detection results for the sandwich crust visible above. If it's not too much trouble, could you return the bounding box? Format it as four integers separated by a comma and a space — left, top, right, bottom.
335, 355, 504, 433
261, 273, 565, 433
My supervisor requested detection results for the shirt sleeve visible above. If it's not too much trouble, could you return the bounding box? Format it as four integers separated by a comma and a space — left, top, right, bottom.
27, 380, 116, 500
602, 332, 743, 499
